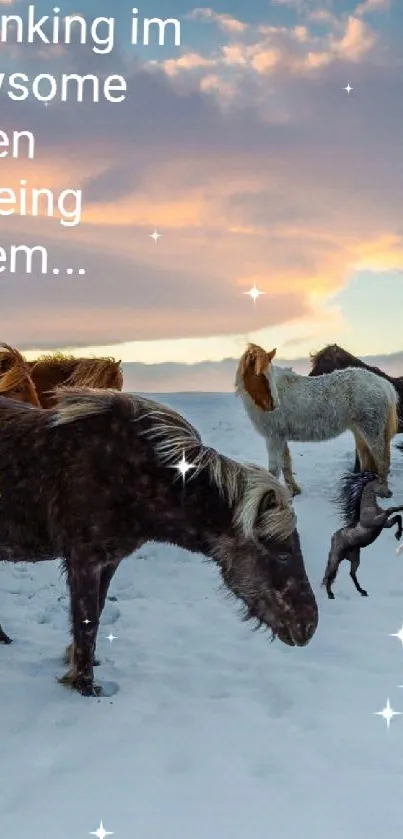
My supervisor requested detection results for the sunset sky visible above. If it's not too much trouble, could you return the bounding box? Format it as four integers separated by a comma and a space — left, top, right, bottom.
0, 0, 402, 388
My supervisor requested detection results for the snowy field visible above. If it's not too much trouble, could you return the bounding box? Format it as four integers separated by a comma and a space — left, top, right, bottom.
2, 392, 403, 839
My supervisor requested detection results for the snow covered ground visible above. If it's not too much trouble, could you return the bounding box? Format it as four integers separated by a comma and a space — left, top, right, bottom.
2, 392, 403, 839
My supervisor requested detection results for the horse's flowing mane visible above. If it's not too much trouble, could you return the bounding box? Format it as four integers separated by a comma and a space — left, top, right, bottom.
0, 343, 38, 398
65, 358, 122, 388
28, 352, 123, 391
334, 471, 380, 527
49, 387, 295, 541
235, 344, 275, 410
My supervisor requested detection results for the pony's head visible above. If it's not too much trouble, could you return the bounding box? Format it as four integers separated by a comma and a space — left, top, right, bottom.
236, 343, 279, 410
0, 344, 40, 406
221, 469, 318, 646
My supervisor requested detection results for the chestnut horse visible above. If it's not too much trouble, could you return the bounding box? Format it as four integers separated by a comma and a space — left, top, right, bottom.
309, 343, 403, 470
27, 353, 123, 408
0, 387, 318, 696
0, 343, 40, 406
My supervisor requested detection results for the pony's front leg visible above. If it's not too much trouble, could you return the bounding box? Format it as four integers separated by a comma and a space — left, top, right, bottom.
63, 560, 120, 669
266, 437, 301, 496
282, 442, 302, 496
59, 559, 102, 697
265, 436, 283, 479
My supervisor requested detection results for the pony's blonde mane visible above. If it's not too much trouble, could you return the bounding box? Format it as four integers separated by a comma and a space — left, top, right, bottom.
50, 387, 295, 541
0, 343, 40, 404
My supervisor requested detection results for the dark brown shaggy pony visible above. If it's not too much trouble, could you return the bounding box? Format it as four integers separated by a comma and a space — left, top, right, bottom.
0, 343, 40, 406
309, 343, 403, 469
0, 388, 318, 696
27, 353, 123, 408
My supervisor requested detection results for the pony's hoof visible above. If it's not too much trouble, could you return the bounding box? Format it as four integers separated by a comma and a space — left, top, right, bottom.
58, 671, 103, 697
0, 632, 12, 644
77, 680, 103, 698
327, 592, 335, 600
360, 590, 368, 597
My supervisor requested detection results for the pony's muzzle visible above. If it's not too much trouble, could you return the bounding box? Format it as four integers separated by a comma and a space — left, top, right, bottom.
276, 611, 318, 647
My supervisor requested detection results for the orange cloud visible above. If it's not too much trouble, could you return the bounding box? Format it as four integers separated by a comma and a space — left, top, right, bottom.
156, 11, 377, 79
188, 8, 248, 33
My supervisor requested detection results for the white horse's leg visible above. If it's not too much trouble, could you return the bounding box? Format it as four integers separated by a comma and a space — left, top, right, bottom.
265, 436, 282, 478
265, 438, 302, 496
283, 442, 302, 496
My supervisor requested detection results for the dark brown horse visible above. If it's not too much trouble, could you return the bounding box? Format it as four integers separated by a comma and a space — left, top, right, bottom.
309, 343, 403, 469
0, 388, 318, 696
27, 353, 123, 408
0, 343, 40, 406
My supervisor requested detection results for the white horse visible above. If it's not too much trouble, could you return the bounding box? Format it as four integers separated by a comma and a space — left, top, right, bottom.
235, 344, 398, 497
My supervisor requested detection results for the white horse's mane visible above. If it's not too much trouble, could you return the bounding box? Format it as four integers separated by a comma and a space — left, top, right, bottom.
50, 388, 296, 541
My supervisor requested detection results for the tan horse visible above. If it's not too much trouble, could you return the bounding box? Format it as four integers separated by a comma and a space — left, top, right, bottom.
27, 353, 123, 408
0, 344, 40, 406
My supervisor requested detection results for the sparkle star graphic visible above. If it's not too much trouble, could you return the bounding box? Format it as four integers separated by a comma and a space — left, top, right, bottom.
374, 698, 401, 728
83, 618, 91, 625
149, 230, 162, 242
90, 821, 114, 839
106, 633, 117, 643
343, 84, 353, 94
243, 283, 265, 303
171, 451, 196, 483
389, 625, 403, 645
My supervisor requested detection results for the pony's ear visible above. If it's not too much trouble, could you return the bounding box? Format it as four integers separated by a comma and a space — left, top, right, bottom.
267, 348, 276, 362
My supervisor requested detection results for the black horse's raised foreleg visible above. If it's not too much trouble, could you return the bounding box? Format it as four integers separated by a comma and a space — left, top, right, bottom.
59, 559, 102, 697
383, 513, 403, 541
347, 547, 368, 597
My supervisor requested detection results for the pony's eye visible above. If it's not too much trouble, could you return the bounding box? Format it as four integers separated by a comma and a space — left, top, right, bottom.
276, 553, 290, 564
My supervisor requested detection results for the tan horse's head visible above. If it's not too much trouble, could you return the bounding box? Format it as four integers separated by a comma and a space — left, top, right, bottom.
0, 344, 41, 406
237, 344, 277, 410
